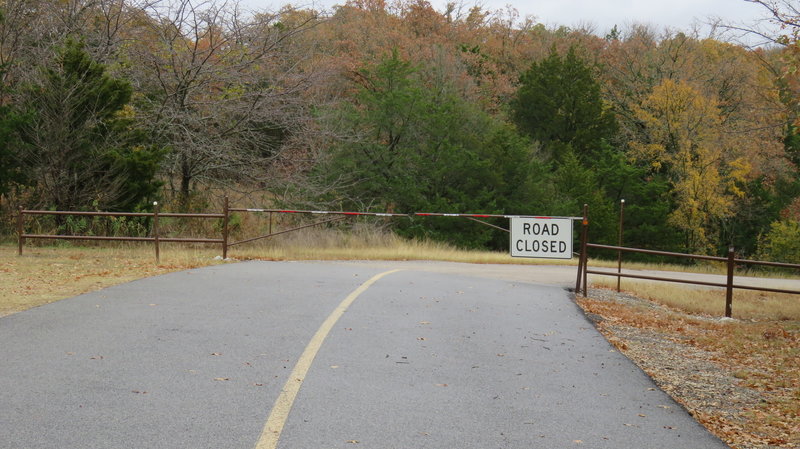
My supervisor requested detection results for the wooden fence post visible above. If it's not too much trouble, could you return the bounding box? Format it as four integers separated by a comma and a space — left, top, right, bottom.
17, 206, 24, 256
575, 204, 589, 296
222, 196, 229, 259
726, 247, 735, 318
153, 202, 160, 263
575, 206, 585, 294
582, 211, 589, 297
617, 199, 625, 292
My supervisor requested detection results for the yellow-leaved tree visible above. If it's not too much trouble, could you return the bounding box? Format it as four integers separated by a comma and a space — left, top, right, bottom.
631, 78, 750, 254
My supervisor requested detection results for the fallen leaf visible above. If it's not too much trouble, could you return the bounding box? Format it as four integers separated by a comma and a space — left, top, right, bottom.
214, 377, 230, 381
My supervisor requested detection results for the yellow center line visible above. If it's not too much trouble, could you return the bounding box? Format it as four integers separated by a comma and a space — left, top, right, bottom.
254, 269, 402, 449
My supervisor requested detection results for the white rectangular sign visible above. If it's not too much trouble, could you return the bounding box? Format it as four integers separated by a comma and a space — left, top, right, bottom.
510, 217, 573, 259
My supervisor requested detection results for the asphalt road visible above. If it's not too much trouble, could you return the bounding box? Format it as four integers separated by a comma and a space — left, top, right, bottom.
0, 261, 731, 448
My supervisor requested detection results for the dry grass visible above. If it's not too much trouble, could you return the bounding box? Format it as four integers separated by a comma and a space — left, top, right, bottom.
7, 220, 800, 321
0, 244, 225, 317
591, 277, 800, 321
2, 228, 573, 317
227, 225, 576, 265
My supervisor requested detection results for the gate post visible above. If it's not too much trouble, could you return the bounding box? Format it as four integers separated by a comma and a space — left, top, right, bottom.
575, 204, 589, 295
582, 207, 589, 297
617, 199, 625, 292
17, 206, 24, 256
153, 201, 160, 263
222, 196, 229, 259
725, 247, 735, 318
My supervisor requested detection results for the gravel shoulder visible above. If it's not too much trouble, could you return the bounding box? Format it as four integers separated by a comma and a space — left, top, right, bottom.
577, 288, 799, 449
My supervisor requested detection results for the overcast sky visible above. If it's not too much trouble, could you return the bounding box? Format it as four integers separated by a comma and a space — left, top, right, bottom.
239, 0, 775, 42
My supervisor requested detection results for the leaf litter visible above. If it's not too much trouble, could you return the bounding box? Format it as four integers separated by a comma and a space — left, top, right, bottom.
577, 288, 799, 449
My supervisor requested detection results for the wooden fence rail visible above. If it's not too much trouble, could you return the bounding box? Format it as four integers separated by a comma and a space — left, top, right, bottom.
576, 240, 800, 318
17, 198, 230, 263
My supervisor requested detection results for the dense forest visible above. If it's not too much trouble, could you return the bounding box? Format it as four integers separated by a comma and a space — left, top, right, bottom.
2, 0, 800, 261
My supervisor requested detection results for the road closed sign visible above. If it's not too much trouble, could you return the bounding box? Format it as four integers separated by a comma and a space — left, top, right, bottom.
510, 217, 573, 259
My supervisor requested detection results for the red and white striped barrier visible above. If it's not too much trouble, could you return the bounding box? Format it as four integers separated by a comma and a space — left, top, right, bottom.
237, 208, 411, 218
233, 208, 582, 220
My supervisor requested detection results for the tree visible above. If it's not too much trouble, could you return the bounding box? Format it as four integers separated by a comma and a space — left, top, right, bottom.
511, 45, 617, 163
16, 38, 162, 211
0, 71, 25, 196
124, 0, 321, 205
630, 78, 749, 253
0, 0, 156, 86
0, 8, 24, 195
594, 149, 684, 255
601, 27, 791, 255
318, 50, 536, 248
757, 219, 800, 264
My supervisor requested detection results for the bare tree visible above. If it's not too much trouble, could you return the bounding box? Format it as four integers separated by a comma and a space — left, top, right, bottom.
709, 0, 796, 47
122, 0, 324, 205
0, 0, 157, 81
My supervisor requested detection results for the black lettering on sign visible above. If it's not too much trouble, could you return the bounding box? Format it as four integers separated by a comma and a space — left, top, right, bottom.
528, 222, 561, 236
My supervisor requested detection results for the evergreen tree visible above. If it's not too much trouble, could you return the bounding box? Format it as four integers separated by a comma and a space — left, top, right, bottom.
511, 46, 617, 163
0, 9, 26, 196
16, 39, 163, 211
0, 72, 26, 196
320, 50, 536, 248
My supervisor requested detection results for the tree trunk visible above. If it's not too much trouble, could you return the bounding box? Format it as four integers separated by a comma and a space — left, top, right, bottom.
180, 155, 191, 210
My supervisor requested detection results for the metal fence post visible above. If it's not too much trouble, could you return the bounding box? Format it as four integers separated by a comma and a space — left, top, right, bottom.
153, 202, 160, 263
617, 199, 625, 292
17, 206, 24, 256
726, 247, 735, 318
579, 205, 590, 297
582, 212, 589, 297
222, 196, 229, 259
575, 204, 588, 294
